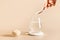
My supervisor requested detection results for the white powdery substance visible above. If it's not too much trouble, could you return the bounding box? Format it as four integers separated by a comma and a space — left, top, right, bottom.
12, 29, 21, 36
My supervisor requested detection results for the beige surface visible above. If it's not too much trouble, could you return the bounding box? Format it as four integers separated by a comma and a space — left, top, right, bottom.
0, 0, 60, 40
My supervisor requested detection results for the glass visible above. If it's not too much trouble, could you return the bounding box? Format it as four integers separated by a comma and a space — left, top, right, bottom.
28, 13, 44, 36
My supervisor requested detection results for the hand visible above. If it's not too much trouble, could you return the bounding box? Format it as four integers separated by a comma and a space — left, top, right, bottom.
44, 0, 56, 8
38, 0, 56, 14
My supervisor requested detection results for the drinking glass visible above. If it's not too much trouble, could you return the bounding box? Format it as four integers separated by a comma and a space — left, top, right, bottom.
28, 14, 44, 36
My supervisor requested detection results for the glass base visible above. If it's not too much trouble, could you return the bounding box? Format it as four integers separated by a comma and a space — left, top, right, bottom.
28, 31, 44, 36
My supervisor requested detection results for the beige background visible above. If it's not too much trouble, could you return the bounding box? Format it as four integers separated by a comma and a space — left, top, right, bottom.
0, 0, 44, 34
0, 0, 60, 40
